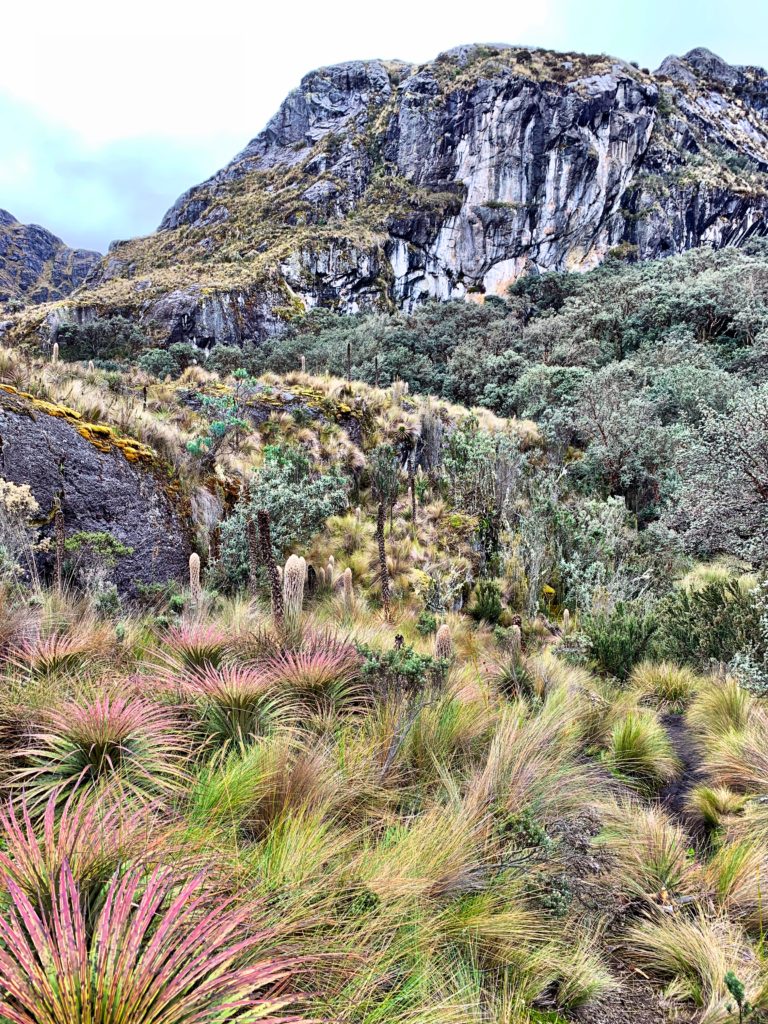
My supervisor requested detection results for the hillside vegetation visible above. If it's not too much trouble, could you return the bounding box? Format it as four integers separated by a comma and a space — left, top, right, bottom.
0, 302, 767, 1023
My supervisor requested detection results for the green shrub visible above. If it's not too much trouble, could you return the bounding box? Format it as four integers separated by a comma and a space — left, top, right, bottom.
470, 578, 503, 624
655, 579, 763, 668
582, 602, 657, 679
217, 444, 349, 590
415, 610, 438, 636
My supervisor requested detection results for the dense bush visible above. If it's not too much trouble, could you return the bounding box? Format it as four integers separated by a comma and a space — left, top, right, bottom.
217, 444, 349, 589
654, 578, 764, 668
582, 602, 658, 679
55, 315, 148, 361
138, 342, 199, 378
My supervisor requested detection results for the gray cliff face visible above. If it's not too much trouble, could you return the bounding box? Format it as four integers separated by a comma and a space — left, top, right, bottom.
0, 388, 191, 595
0, 211, 101, 308
32, 44, 768, 347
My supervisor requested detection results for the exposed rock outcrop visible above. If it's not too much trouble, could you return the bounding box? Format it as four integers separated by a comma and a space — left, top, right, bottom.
8, 44, 768, 347
0, 386, 191, 595
0, 211, 101, 309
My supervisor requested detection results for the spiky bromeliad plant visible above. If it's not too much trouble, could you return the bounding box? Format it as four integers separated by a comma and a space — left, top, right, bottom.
14, 695, 189, 809
0, 791, 142, 914
158, 623, 230, 672
0, 864, 302, 1024
260, 633, 363, 712
178, 662, 283, 746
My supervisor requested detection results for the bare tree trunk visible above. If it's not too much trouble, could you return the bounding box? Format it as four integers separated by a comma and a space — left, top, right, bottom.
409, 468, 417, 535
257, 509, 283, 628
376, 500, 390, 620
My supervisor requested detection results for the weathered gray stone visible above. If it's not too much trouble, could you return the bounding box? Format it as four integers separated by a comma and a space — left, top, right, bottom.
45, 44, 768, 346
0, 388, 191, 596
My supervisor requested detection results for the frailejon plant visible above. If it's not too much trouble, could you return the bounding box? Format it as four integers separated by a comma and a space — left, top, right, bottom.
0, 863, 302, 1024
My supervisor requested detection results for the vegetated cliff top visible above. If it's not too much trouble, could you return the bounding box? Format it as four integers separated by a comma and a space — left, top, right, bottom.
0, 210, 101, 307
4, 42, 768, 348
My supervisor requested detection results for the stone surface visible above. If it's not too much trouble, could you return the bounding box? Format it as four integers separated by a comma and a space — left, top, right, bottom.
9, 44, 768, 347
0, 211, 101, 308
0, 388, 191, 595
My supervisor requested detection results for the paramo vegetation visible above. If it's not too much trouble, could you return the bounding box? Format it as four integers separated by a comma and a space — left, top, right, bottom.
0, 242, 767, 1022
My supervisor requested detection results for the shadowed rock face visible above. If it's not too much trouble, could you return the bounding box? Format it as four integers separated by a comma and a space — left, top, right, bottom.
0, 388, 191, 596
11, 44, 768, 347
0, 211, 101, 307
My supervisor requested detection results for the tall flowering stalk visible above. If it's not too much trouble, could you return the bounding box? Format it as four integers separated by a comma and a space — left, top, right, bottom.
189, 552, 202, 605
282, 555, 306, 634
0, 864, 302, 1024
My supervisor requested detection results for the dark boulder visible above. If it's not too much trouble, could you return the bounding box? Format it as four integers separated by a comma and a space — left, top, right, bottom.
0, 386, 191, 596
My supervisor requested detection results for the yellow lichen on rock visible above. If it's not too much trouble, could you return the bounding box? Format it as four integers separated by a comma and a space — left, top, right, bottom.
0, 384, 156, 464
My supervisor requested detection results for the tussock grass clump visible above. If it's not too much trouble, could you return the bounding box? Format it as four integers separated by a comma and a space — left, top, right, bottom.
624, 913, 764, 1022
602, 710, 680, 793
687, 677, 753, 738
629, 659, 702, 711
701, 712, 768, 794
705, 839, 768, 933
598, 800, 701, 899
686, 784, 747, 831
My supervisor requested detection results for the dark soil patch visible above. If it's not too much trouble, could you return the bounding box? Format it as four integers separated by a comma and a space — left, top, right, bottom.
658, 713, 703, 827
573, 972, 698, 1024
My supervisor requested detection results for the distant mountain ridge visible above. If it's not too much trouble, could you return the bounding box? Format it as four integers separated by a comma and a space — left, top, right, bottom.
4, 43, 768, 348
0, 210, 101, 307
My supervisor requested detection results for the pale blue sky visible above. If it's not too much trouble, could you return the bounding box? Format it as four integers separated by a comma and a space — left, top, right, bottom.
2, 0, 766, 252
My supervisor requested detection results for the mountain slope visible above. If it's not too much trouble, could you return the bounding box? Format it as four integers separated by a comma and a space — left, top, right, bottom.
0, 210, 101, 308
7, 43, 768, 348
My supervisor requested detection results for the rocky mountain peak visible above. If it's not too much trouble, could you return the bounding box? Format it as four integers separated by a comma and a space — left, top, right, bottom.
0, 212, 101, 309
4, 41, 768, 350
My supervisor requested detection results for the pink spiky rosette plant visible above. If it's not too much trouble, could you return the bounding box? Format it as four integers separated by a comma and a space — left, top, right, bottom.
172, 662, 286, 747
156, 623, 231, 674
14, 694, 189, 810
259, 632, 364, 713
0, 864, 304, 1024
0, 790, 146, 907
